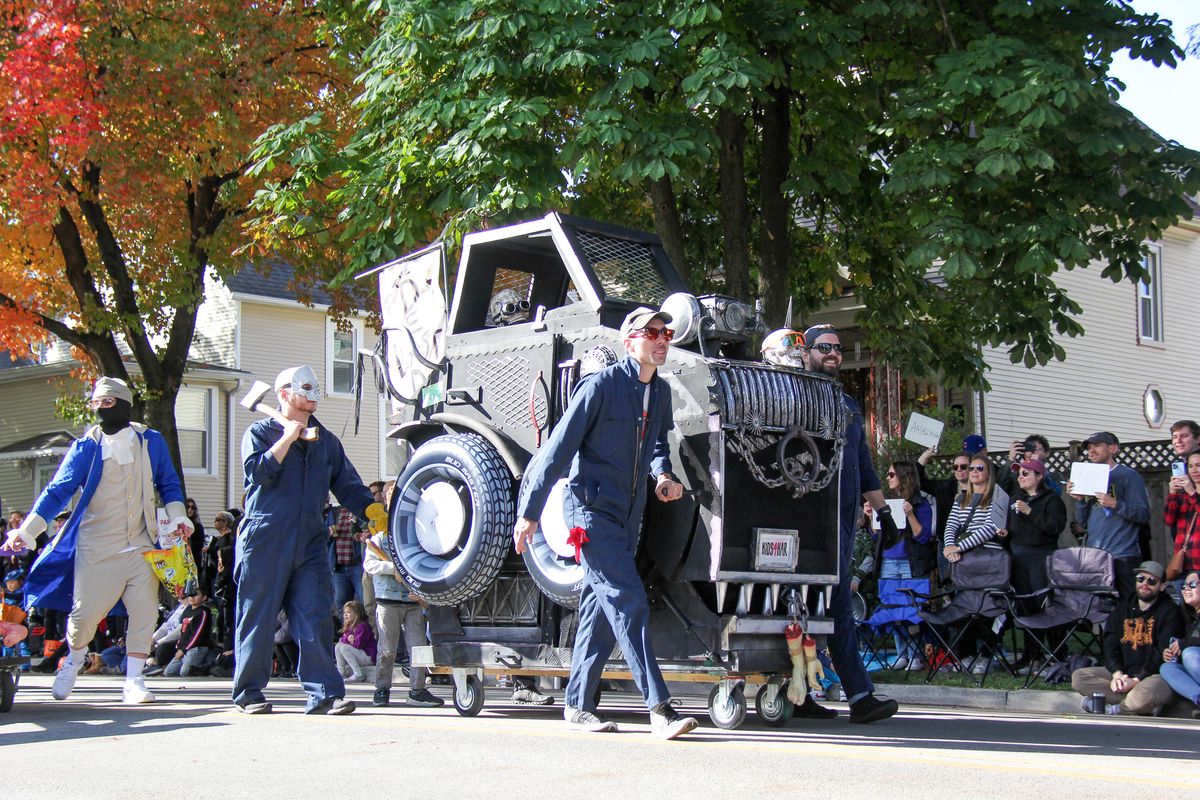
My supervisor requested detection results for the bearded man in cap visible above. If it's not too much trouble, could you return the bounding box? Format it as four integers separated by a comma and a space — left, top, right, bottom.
232, 365, 386, 715
3, 377, 192, 704
514, 307, 698, 740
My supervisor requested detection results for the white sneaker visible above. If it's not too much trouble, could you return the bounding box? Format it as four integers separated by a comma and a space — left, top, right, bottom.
122, 680, 157, 704
650, 702, 698, 740
891, 657, 910, 670
970, 657, 991, 677
51, 659, 85, 701
564, 706, 617, 732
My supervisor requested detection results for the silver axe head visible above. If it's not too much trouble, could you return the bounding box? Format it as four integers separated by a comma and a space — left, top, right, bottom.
240, 380, 318, 440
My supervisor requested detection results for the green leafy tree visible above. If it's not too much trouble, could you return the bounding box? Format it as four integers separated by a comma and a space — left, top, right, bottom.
248, 0, 1200, 389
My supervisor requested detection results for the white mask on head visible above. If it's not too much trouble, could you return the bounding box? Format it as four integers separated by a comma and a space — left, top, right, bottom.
275, 364, 322, 403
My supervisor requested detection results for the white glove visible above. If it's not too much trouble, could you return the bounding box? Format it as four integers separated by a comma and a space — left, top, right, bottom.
3, 524, 37, 553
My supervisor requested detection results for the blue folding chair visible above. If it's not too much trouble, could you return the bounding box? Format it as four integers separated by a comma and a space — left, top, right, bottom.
860, 577, 930, 670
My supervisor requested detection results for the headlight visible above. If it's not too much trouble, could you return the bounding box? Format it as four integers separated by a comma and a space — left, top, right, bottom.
723, 302, 747, 333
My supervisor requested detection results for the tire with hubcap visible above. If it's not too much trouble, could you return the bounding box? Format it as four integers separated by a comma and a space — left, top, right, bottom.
387, 433, 513, 605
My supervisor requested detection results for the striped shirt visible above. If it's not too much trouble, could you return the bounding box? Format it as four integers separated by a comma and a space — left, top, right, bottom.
944, 494, 1001, 553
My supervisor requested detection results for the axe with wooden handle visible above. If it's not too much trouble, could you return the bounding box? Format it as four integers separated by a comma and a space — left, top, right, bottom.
239, 380, 319, 441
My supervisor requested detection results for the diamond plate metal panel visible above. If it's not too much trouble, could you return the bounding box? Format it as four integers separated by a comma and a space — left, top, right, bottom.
459, 576, 540, 625
467, 355, 548, 428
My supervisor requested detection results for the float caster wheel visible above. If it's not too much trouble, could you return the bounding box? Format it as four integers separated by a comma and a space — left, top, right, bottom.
707, 681, 747, 730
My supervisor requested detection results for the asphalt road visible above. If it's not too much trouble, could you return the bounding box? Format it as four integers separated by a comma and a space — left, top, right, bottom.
3, 674, 1197, 799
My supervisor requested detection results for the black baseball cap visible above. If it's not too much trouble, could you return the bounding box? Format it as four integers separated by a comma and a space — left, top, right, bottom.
1083, 432, 1119, 446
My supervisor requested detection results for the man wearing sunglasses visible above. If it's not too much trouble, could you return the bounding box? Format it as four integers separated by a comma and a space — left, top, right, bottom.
514, 307, 698, 740
799, 324, 899, 724
3, 377, 192, 705
1072, 561, 1183, 715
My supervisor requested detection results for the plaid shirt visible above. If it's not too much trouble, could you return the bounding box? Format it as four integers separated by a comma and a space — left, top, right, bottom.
330, 506, 358, 566
1164, 490, 1200, 573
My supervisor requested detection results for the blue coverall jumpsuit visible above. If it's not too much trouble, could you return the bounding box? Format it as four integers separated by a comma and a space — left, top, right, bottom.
827, 395, 882, 705
232, 417, 374, 711
518, 356, 674, 712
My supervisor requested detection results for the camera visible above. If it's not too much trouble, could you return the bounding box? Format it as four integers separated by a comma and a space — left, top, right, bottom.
1021, 438, 1038, 454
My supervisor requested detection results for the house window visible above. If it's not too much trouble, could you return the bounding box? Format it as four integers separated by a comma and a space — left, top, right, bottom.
327, 318, 362, 396
34, 462, 59, 496
1137, 245, 1163, 343
176, 386, 215, 473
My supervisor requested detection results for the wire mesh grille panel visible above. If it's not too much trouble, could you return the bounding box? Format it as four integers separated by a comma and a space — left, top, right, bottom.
459, 575, 540, 624
466, 355, 547, 428
575, 231, 669, 306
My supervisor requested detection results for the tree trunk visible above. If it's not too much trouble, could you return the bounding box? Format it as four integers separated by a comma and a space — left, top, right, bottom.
717, 109, 751, 301
647, 175, 691, 284
757, 85, 792, 326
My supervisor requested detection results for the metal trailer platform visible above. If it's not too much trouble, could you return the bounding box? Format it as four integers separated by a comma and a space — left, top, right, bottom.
411, 610, 835, 730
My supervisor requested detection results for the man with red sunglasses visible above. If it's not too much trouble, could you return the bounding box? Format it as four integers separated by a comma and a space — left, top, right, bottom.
514, 306, 697, 740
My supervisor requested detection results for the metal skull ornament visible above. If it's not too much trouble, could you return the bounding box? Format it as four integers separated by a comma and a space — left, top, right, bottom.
760, 329, 805, 368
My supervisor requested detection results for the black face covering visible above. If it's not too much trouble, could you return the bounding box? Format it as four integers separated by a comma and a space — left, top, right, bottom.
96, 399, 133, 434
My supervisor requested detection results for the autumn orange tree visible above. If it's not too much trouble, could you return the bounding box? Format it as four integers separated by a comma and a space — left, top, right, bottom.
0, 0, 353, 479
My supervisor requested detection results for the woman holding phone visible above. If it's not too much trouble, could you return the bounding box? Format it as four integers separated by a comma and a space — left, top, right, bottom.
1164, 451, 1200, 587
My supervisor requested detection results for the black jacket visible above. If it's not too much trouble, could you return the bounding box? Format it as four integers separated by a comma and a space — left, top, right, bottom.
1005, 488, 1066, 550
1102, 592, 1184, 679
917, 462, 960, 546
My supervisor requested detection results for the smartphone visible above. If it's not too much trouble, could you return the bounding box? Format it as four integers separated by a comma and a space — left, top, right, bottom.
1173, 461, 1187, 478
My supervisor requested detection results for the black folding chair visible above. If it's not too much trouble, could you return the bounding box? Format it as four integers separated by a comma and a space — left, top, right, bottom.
903, 548, 1014, 686
1004, 547, 1117, 688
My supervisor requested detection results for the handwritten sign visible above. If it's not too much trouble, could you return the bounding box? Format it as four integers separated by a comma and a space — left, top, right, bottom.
1069, 462, 1110, 496
904, 412, 945, 449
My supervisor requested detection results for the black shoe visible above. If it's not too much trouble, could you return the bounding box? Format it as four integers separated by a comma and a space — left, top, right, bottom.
237, 701, 273, 715
406, 688, 445, 708
143, 665, 165, 677
32, 659, 57, 674
793, 694, 838, 720
209, 664, 230, 678
848, 694, 899, 724
306, 697, 356, 715
373, 688, 390, 707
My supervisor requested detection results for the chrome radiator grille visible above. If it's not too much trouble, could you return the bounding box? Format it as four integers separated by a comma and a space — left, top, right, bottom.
711, 362, 845, 439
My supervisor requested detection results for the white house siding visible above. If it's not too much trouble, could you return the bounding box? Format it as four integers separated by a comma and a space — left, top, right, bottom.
980, 224, 1200, 448
234, 302, 384, 498
0, 372, 81, 517
191, 274, 238, 368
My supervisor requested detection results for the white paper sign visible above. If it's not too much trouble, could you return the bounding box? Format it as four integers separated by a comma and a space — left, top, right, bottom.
904, 412, 945, 449
1069, 462, 1110, 496
871, 499, 908, 530
990, 485, 1010, 530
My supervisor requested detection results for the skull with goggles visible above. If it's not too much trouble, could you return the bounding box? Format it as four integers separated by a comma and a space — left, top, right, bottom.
760, 329, 805, 368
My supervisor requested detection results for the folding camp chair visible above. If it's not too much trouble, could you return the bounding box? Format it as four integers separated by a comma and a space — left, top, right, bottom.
1005, 547, 1117, 688
904, 548, 1014, 686
859, 577, 930, 671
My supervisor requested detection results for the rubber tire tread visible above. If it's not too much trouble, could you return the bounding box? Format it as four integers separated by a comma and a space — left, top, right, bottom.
0, 670, 14, 713
390, 432, 514, 606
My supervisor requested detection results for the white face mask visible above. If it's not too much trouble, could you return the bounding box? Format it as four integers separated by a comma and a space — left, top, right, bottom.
283, 365, 322, 403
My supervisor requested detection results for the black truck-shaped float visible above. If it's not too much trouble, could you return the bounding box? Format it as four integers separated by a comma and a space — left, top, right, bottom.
363, 213, 848, 728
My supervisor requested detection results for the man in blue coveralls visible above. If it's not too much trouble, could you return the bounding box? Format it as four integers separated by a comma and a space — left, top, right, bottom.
800, 325, 900, 724
514, 307, 699, 740
232, 365, 386, 715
